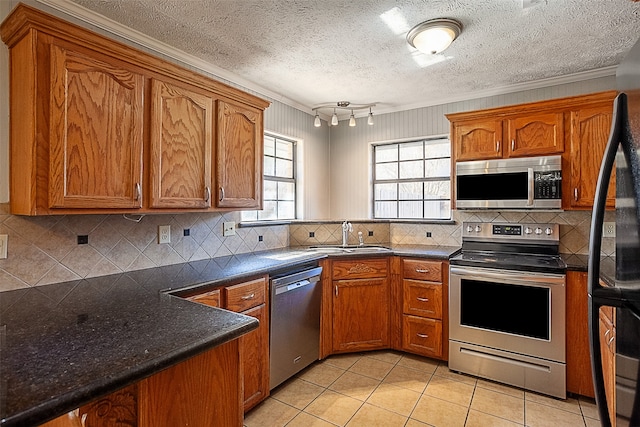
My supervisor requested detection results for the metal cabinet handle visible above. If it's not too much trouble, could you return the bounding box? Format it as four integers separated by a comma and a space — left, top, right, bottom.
135, 183, 141, 201
417, 333, 429, 339
574, 188, 579, 201
335, 285, 338, 297
219, 187, 225, 202
604, 329, 611, 337
415, 268, 430, 273
417, 297, 430, 302
241, 293, 255, 300
496, 141, 500, 152
511, 139, 515, 151
205, 186, 211, 202
608, 335, 615, 345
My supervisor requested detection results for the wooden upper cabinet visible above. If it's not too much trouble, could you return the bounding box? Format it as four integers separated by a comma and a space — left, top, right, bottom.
567, 101, 615, 209
150, 79, 213, 209
505, 111, 564, 157
452, 119, 503, 161
49, 42, 144, 209
216, 100, 263, 209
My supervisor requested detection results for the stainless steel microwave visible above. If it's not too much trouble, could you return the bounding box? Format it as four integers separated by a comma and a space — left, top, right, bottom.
455, 155, 562, 209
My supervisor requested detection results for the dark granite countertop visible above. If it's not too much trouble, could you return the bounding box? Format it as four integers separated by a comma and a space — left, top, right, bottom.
0, 245, 459, 426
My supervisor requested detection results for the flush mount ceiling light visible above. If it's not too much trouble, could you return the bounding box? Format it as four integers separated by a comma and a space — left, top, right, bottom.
407, 18, 462, 55
312, 101, 377, 128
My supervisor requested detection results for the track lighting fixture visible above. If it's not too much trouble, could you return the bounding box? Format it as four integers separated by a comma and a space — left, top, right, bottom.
311, 101, 377, 128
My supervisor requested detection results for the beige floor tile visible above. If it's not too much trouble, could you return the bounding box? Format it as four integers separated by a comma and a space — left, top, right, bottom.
329, 371, 381, 401
405, 419, 431, 427
470, 386, 524, 424
324, 353, 363, 370
271, 378, 325, 410
348, 356, 395, 381
285, 411, 336, 427
411, 395, 468, 427
465, 409, 524, 427
243, 398, 299, 427
382, 364, 431, 393
304, 389, 363, 426
584, 416, 602, 427
346, 403, 408, 427
365, 382, 421, 416
525, 400, 587, 427
397, 353, 439, 373
476, 378, 525, 399
424, 375, 475, 407
525, 391, 582, 415
579, 398, 600, 421
298, 362, 345, 387
365, 350, 403, 364
435, 364, 478, 386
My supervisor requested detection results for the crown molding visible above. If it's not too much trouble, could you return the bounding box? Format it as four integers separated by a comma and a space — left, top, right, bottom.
30, 0, 618, 119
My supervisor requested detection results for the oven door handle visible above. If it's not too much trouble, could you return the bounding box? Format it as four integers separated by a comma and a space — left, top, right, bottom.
450, 266, 565, 287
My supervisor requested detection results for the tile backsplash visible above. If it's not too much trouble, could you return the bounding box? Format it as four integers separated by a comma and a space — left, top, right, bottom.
0, 204, 613, 292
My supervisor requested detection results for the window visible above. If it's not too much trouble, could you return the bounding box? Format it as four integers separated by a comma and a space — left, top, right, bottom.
242, 134, 296, 221
373, 138, 451, 220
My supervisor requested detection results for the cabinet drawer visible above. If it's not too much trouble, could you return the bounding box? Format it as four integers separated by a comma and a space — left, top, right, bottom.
187, 289, 221, 308
225, 277, 266, 312
402, 259, 443, 282
402, 280, 442, 319
332, 258, 388, 280
401, 315, 442, 358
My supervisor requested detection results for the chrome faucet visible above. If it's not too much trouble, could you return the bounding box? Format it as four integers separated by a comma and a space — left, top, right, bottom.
358, 231, 364, 246
341, 221, 352, 246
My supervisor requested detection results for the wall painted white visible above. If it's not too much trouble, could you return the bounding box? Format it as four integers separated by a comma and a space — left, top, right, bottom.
328, 77, 617, 219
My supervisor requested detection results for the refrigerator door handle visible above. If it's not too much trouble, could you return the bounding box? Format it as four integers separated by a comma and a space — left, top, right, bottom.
587, 93, 628, 427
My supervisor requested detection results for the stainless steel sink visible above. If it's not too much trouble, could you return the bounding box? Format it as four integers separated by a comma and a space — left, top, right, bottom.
308, 245, 391, 254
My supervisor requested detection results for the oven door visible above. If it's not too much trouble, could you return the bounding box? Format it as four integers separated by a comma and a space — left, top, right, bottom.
449, 265, 566, 363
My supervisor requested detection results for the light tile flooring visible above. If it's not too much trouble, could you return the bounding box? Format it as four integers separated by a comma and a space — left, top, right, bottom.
245, 350, 600, 427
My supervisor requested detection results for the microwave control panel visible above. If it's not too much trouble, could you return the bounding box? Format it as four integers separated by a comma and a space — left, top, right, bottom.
534, 171, 562, 199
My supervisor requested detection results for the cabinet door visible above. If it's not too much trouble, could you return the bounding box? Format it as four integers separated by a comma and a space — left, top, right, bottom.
453, 119, 503, 161
568, 104, 615, 209
332, 278, 389, 352
565, 271, 595, 397
599, 306, 616, 426
216, 100, 263, 209
401, 315, 442, 358
402, 280, 442, 319
241, 303, 269, 412
149, 79, 213, 208
505, 112, 564, 157
49, 43, 144, 209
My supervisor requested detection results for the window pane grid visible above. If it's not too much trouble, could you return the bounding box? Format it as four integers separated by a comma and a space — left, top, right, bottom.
373, 138, 451, 220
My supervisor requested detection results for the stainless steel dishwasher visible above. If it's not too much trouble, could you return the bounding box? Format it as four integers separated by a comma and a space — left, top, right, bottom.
269, 265, 323, 389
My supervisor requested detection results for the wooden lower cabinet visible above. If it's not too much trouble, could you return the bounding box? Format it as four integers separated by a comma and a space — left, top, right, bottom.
566, 271, 595, 397
600, 305, 616, 426
402, 315, 442, 357
73, 339, 243, 427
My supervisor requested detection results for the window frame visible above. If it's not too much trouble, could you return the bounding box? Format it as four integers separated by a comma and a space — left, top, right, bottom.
372, 137, 451, 220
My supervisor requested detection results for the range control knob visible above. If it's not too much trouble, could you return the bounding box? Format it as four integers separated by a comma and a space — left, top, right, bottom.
475, 225, 482, 233
545, 227, 553, 235
535, 227, 543, 235
524, 227, 533, 235
466, 225, 473, 233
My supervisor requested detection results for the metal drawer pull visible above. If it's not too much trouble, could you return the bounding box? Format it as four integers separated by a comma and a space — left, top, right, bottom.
511, 139, 515, 151
135, 183, 141, 201
417, 333, 429, 338
604, 329, 611, 337
415, 269, 430, 273
417, 297, 430, 302
241, 293, 255, 300
205, 186, 211, 202
608, 335, 615, 345
335, 285, 338, 297
496, 141, 500, 152
574, 188, 578, 201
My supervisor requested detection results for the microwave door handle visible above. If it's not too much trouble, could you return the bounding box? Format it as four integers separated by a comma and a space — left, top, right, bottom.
527, 168, 534, 206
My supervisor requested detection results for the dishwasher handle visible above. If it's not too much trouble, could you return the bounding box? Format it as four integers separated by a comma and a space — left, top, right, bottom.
274, 278, 316, 296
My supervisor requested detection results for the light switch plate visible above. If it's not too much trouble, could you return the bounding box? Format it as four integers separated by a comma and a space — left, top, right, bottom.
223, 221, 236, 237
0, 234, 7, 259
158, 225, 171, 244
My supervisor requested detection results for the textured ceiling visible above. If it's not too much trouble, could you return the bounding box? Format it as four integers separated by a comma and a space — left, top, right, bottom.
62, 0, 640, 115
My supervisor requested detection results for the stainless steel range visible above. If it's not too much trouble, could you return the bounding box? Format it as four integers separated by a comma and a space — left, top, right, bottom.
449, 222, 567, 399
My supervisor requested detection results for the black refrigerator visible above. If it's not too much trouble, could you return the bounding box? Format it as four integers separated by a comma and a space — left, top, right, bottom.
589, 35, 640, 427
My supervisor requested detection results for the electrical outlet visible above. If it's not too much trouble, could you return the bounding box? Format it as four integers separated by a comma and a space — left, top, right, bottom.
158, 225, 171, 244
0, 234, 7, 259
603, 222, 616, 238
223, 221, 236, 237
